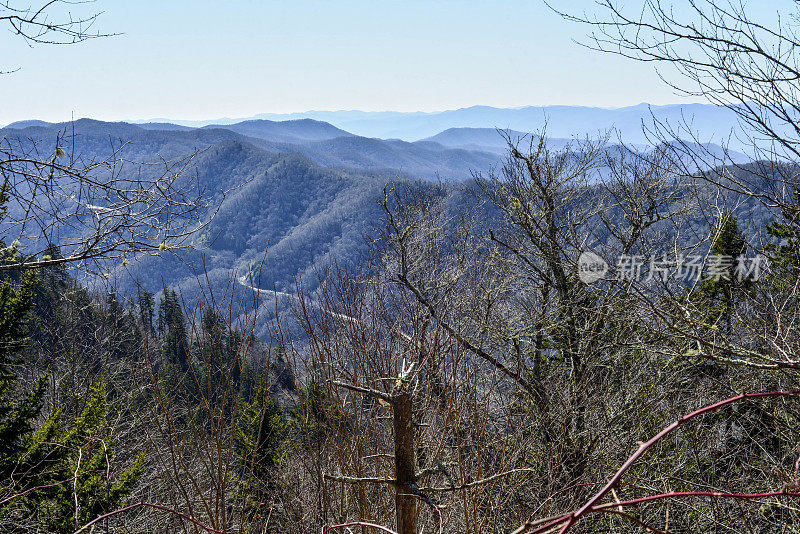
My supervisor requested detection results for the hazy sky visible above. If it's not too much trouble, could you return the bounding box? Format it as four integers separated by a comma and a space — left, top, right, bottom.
0, 0, 787, 124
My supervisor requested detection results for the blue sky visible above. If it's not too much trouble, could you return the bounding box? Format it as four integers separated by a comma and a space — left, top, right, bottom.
0, 0, 787, 124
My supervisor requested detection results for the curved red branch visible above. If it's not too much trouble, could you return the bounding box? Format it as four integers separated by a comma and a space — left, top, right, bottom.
515, 389, 800, 534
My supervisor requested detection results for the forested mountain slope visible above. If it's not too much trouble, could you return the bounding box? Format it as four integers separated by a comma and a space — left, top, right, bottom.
1, 117, 771, 338
115, 140, 402, 334
0, 118, 503, 181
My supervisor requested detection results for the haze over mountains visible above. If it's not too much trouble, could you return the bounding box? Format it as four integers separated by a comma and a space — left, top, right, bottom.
2, 117, 502, 181
117, 103, 747, 147
5, 102, 747, 145
3, 102, 752, 179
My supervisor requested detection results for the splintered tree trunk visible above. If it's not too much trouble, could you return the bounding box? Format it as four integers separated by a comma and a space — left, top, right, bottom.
393, 391, 416, 534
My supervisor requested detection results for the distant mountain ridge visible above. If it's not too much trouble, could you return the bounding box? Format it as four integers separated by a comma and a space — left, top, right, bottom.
2, 116, 748, 183
3, 119, 54, 129
125, 103, 750, 148
203, 118, 353, 143
421, 127, 574, 155
0, 118, 504, 181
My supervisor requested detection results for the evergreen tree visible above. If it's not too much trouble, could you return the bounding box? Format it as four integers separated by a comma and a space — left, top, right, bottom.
0, 177, 45, 482
235, 381, 285, 527
158, 289, 189, 370
766, 186, 800, 274
235, 381, 286, 484
0, 186, 141, 532
103, 291, 140, 364
197, 306, 244, 402
137, 286, 155, 333
0, 270, 44, 480
17, 383, 144, 534
291, 380, 345, 448
201, 306, 226, 371
696, 211, 750, 332
31, 244, 68, 328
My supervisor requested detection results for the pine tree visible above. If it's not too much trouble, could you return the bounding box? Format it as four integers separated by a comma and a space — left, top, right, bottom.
236, 381, 285, 483
766, 186, 800, 274
696, 211, 750, 333
103, 290, 139, 364
0, 270, 44, 480
158, 288, 189, 370
136, 286, 155, 333
11, 382, 144, 533
195, 306, 246, 404
0, 184, 141, 532
0, 176, 45, 482
235, 381, 285, 526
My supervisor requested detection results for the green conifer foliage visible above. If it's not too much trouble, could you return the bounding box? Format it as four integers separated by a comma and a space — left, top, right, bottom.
233, 381, 286, 528
235, 381, 286, 485
0, 270, 42, 477
766, 187, 800, 272
0, 186, 142, 532
696, 211, 750, 331
0, 178, 47, 483
158, 289, 189, 370
27, 383, 144, 533
137, 287, 156, 332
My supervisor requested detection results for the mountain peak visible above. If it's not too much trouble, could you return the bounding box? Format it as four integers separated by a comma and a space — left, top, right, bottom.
4, 119, 54, 129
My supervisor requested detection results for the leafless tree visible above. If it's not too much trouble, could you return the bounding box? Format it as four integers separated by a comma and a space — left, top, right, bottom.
554, 0, 800, 205
0, 131, 213, 275
1, 0, 110, 73
1, 0, 108, 45
481, 2, 800, 530
1, 2, 212, 275
542, 1, 800, 371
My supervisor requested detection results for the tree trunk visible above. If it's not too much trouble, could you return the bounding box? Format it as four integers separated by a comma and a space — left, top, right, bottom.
393, 391, 416, 534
